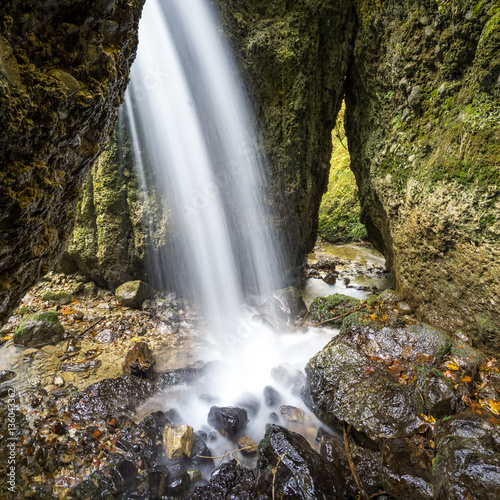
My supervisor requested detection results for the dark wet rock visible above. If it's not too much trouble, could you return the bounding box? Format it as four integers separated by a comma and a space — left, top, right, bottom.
306, 337, 421, 441
68, 367, 203, 422
434, 410, 500, 500
449, 338, 486, 370
166, 470, 191, 496
380, 438, 433, 500
323, 272, 338, 285
308, 294, 361, 325
0, 370, 16, 384
190, 460, 257, 499
188, 432, 214, 470
122, 341, 156, 378
320, 433, 383, 498
13, 311, 64, 347
416, 366, 455, 418
60, 359, 102, 372
105, 459, 139, 495
265, 286, 307, 321
41, 290, 73, 305
207, 406, 248, 437
258, 424, 343, 499
115, 280, 154, 308
264, 385, 282, 407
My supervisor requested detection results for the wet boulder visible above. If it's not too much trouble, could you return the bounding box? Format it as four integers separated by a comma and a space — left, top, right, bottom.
320, 433, 383, 498
416, 366, 455, 418
308, 294, 361, 325
306, 339, 421, 441
0, 370, 16, 384
190, 460, 258, 499
433, 410, 500, 500
380, 438, 433, 500
115, 280, 154, 308
122, 341, 156, 378
14, 311, 64, 347
207, 406, 248, 437
257, 424, 343, 499
306, 313, 454, 441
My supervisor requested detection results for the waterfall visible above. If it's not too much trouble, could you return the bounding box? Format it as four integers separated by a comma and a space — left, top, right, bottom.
124, 0, 283, 337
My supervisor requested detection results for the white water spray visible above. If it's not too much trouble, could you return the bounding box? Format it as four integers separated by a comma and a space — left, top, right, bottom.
125, 0, 283, 339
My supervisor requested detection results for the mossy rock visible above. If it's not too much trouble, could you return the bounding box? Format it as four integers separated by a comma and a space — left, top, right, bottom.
41, 290, 73, 305
14, 311, 64, 347
115, 280, 154, 308
450, 339, 487, 368
308, 294, 361, 324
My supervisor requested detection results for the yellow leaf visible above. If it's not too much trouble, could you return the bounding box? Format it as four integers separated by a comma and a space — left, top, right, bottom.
446, 361, 459, 370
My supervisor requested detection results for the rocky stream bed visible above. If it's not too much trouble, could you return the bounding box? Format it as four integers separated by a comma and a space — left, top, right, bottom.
1, 244, 499, 499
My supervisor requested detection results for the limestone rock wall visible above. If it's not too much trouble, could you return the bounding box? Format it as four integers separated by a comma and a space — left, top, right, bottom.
0, 0, 144, 321
346, 0, 500, 347
215, 0, 356, 277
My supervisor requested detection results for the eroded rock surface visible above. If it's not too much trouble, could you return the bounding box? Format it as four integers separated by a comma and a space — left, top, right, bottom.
0, 0, 144, 323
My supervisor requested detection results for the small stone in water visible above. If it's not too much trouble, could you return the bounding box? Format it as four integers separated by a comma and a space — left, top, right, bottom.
163, 423, 194, 460
53, 375, 64, 387
207, 406, 248, 437
264, 385, 282, 408
280, 405, 305, 423
95, 329, 116, 343
0, 370, 17, 384
238, 436, 258, 455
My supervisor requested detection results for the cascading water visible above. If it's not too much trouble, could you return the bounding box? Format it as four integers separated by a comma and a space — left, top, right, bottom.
125, 0, 333, 470
125, 0, 283, 340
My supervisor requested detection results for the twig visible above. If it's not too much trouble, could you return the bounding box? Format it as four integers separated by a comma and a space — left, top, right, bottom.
343, 423, 369, 500
197, 447, 248, 460
75, 317, 105, 339
314, 305, 367, 327
272, 453, 286, 500
369, 491, 388, 499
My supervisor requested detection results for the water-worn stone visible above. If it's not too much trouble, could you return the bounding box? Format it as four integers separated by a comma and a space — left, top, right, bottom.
162, 423, 194, 460
115, 280, 155, 308
237, 436, 258, 455
0, 370, 16, 384
207, 406, 248, 437
433, 410, 500, 500
267, 286, 307, 320
380, 438, 433, 500
14, 311, 64, 347
257, 424, 343, 499
122, 341, 156, 378
279, 405, 305, 423
306, 314, 452, 440
320, 433, 383, 498
190, 460, 258, 499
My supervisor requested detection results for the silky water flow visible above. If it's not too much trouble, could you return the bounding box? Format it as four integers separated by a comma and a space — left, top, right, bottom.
123, 0, 333, 464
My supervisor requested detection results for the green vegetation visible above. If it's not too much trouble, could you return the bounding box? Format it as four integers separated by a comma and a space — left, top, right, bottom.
317, 103, 367, 243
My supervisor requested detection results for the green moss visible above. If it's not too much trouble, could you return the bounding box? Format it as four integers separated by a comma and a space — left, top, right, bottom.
41, 290, 73, 305
309, 294, 361, 324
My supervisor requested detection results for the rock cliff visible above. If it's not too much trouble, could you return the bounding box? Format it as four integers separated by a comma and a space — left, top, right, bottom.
346, 0, 500, 347
0, 0, 144, 322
